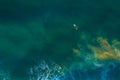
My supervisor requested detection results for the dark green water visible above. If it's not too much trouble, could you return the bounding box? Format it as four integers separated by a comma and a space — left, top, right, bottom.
0, 0, 120, 80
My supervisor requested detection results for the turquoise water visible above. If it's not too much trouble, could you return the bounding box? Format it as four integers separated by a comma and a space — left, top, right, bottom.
0, 0, 120, 80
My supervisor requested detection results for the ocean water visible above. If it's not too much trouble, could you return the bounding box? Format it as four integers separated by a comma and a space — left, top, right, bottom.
0, 0, 120, 80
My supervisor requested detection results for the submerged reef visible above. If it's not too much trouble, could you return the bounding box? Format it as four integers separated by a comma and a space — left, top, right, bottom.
88, 37, 120, 61
71, 36, 120, 80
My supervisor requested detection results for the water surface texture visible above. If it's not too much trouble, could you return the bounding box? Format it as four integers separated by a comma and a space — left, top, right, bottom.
0, 0, 120, 80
